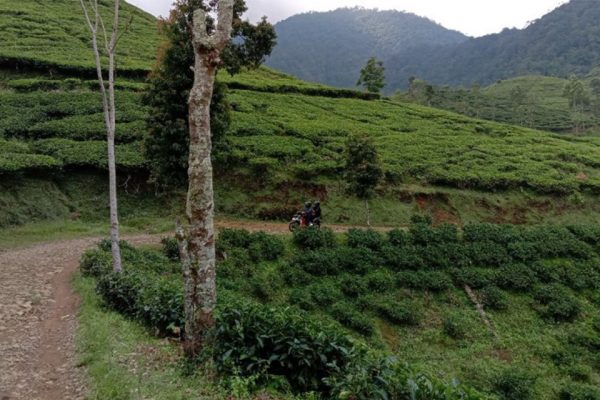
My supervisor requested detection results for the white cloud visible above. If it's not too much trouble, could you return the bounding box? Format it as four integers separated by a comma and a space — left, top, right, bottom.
127, 0, 568, 37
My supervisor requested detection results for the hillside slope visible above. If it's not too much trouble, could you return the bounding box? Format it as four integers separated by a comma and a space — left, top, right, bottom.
0, 0, 160, 75
266, 7, 468, 89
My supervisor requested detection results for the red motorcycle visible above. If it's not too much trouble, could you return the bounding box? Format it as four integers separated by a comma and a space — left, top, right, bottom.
288, 211, 321, 232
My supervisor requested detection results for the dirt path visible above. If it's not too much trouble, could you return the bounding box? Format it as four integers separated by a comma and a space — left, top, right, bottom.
0, 220, 387, 400
0, 234, 162, 400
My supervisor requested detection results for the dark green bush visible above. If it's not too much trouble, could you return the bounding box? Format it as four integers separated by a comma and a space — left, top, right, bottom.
213, 298, 354, 393
135, 275, 184, 334
442, 313, 468, 339
161, 237, 180, 261
397, 270, 453, 291
337, 246, 381, 274
376, 299, 421, 326
326, 354, 485, 400
96, 270, 144, 316
307, 281, 344, 306
292, 227, 337, 250
290, 249, 340, 276
534, 284, 581, 322
496, 263, 537, 291
247, 232, 285, 262
339, 275, 369, 298
330, 302, 374, 336
387, 228, 411, 247
280, 262, 312, 286
463, 224, 520, 244
452, 268, 497, 289
506, 241, 539, 263
218, 228, 253, 249
80, 249, 112, 277
568, 225, 600, 245
559, 383, 600, 400
410, 223, 438, 245
480, 286, 508, 311
567, 364, 592, 383
468, 241, 511, 268
381, 245, 424, 271
493, 368, 537, 400
347, 229, 384, 251
288, 288, 316, 311
419, 243, 471, 269
365, 269, 396, 293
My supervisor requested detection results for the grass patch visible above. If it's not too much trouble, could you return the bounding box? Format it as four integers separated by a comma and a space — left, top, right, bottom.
74, 274, 227, 400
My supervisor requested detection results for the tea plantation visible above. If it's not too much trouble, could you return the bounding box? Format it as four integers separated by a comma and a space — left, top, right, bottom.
81, 223, 600, 399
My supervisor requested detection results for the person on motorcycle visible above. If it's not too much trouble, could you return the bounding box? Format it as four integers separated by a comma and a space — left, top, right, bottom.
313, 201, 321, 222
303, 201, 313, 225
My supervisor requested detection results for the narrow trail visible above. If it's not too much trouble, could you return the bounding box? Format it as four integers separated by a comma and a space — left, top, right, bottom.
0, 220, 384, 399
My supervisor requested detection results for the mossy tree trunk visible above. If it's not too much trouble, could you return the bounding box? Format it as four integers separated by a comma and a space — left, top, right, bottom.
80, 0, 124, 272
176, 0, 234, 358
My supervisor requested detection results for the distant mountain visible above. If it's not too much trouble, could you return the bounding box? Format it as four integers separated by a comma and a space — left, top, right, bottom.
268, 0, 600, 91
266, 8, 468, 89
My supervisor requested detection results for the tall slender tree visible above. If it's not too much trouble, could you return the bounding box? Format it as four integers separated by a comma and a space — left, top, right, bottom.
357, 57, 385, 94
175, 0, 235, 358
80, 0, 126, 272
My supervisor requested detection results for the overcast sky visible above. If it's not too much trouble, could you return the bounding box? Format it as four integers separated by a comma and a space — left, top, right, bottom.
127, 0, 568, 37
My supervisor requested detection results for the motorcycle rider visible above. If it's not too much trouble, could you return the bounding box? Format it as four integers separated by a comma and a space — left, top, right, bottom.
303, 201, 313, 225
313, 201, 321, 223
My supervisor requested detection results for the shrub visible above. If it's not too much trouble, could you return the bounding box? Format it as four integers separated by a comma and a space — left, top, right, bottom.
397, 270, 453, 292
80, 249, 112, 277
480, 286, 508, 311
496, 263, 537, 291
376, 299, 421, 326
568, 225, 600, 245
135, 275, 184, 334
290, 250, 340, 276
326, 354, 484, 400
307, 281, 344, 306
442, 313, 468, 339
463, 224, 520, 244
292, 227, 336, 250
330, 302, 374, 336
493, 368, 536, 400
346, 229, 384, 251
567, 364, 592, 383
452, 268, 497, 289
339, 275, 369, 298
419, 243, 471, 269
337, 246, 381, 274
380, 245, 424, 271
213, 298, 354, 393
559, 383, 600, 400
288, 288, 316, 311
219, 228, 253, 249
247, 232, 285, 261
161, 237, 180, 261
507, 241, 539, 262
534, 284, 581, 322
468, 241, 510, 268
96, 270, 143, 316
387, 229, 410, 247
365, 269, 396, 293
248, 270, 283, 302
410, 223, 438, 245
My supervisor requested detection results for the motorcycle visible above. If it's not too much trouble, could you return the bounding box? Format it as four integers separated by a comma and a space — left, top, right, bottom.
289, 211, 321, 232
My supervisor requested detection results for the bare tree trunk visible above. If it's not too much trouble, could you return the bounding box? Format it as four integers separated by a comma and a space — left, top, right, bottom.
365, 199, 371, 227
176, 0, 234, 358
80, 0, 123, 272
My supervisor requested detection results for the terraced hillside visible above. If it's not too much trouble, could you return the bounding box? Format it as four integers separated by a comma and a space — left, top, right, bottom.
3, 0, 600, 229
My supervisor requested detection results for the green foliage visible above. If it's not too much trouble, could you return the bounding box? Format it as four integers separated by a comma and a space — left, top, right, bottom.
357, 57, 385, 94
344, 134, 383, 200
291, 250, 340, 276
493, 368, 537, 400
213, 298, 354, 393
0, 0, 161, 75
479, 286, 508, 311
218, 228, 284, 262
346, 228, 384, 250
330, 301, 375, 336
534, 284, 582, 322
161, 237, 180, 261
560, 383, 600, 400
292, 227, 337, 250
442, 313, 468, 339
143, 0, 275, 188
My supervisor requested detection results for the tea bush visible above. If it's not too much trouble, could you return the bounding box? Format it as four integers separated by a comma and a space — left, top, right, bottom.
397, 270, 453, 291
387, 228, 411, 247
375, 299, 422, 326
443, 313, 468, 339
493, 368, 537, 400
213, 298, 354, 393
292, 227, 337, 250
452, 268, 497, 289
381, 245, 425, 271
290, 249, 340, 276
559, 383, 600, 400
495, 263, 538, 291
330, 302, 375, 336
217, 229, 285, 262
534, 284, 582, 322
479, 286, 509, 311
161, 237, 180, 261
339, 274, 369, 298
346, 229, 384, 251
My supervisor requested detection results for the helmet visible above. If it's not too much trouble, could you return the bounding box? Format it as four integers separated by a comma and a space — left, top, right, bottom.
314, 201, 320, 206
305, 201, 312, 208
